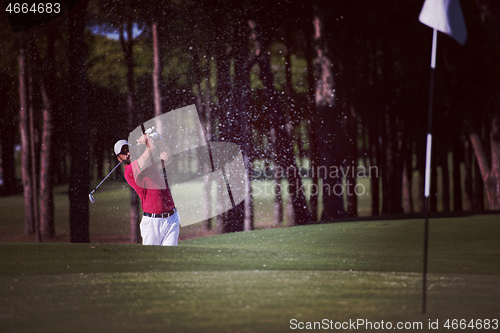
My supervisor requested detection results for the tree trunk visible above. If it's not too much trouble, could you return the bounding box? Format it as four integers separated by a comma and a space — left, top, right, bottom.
193, 49, 215, 231
192, 51, 204, 114
380, 113, 391, 215
39, 85, 54, 239
282, 28, 300, 225
233, 21, 253, 232
392, 119, 404, 214
452, 138, 463, 211
27, 36, 40, 242
203, 68, 214, 230
214, 41, 232, 233
305, 35, 319, 222
463, 137, 473, 210
270, 128, 283, 225
214, 23, 246, 234
152, 20, 164, 117
402, 139, 413, 213
473, 155, 485, 210
68, 0, 90, 243
345, 107, 358, 217
120, 18, 141, 244
18, 40, 35, 236
39, 30, 55, 239
313, 6, 344, 220
470, 0, 500, 210
441, 148, 451, 212
0, 113, 16, 192
470, 111, 500, 210
283, 29, 294, 140
368, 115, 380, 216
251, 20, 311, 225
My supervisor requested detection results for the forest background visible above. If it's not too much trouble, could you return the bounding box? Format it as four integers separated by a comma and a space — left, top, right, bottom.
0, 0, 499, 243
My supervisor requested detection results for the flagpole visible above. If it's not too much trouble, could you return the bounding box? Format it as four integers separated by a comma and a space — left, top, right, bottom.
419, 0, 467, 315
422, 28, 437, 314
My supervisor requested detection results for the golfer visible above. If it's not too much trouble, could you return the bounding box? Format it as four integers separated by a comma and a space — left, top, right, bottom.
114, 134, 179, 246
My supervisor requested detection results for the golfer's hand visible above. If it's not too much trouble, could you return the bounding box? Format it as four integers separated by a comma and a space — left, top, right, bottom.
137, 134, 155, 148
136, 134, 148, 145
160, 151, 169, 162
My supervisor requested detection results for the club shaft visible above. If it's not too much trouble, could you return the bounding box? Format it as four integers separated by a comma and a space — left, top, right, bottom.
92, 161, 122, 192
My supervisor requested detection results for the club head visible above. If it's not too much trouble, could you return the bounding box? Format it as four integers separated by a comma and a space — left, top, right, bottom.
89, 193, 95, 203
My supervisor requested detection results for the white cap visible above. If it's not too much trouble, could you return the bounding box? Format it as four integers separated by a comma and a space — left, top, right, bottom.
114, 140, 131, 155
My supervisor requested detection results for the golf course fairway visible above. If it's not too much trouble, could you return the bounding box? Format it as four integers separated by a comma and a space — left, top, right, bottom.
1, 215, 499, 332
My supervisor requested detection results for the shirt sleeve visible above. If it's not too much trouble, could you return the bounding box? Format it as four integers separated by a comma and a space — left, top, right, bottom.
125, 160, 142, 193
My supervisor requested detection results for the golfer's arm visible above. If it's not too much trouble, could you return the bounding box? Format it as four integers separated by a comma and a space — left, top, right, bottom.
136, 147, 154, 171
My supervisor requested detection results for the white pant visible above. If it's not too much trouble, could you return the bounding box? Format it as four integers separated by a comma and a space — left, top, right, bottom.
140, 211, 180, 246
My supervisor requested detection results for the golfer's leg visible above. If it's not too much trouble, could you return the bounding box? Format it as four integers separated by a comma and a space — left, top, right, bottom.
161, 212, 180, 246
140, 216, 161, 245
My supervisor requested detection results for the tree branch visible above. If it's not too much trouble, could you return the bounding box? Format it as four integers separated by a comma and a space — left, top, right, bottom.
469, 132, 491, 182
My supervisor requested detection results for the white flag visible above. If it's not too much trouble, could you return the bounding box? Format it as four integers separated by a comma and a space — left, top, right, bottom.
419, 0, 467, 45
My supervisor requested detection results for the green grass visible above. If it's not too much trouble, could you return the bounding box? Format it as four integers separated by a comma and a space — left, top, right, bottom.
0, 176, 375, 241
1, 216, 499, 332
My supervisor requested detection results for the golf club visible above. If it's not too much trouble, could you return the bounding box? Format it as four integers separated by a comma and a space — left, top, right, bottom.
89, 161, 122, 203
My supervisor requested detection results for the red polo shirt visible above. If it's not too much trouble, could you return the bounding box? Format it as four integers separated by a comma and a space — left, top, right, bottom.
124, 160, 175, 214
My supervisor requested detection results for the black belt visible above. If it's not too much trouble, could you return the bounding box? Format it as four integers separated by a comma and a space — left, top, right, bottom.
143, 208, 176, 218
